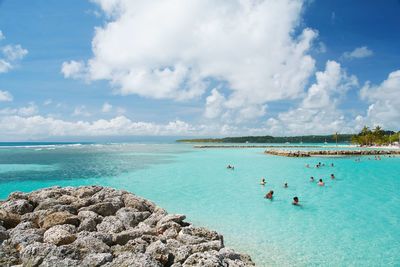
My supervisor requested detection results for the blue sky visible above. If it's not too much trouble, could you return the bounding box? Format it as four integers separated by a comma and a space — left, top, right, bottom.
0, 0, 399, 140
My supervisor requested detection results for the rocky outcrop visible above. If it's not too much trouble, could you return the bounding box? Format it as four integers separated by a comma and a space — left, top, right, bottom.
0, 186, 254, 266
265, 149, 400, 157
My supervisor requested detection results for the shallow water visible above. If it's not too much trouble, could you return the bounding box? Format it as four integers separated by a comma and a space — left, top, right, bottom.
0, 143, 399, 266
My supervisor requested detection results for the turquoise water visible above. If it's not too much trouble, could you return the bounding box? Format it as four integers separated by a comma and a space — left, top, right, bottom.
0, 143, 399, 266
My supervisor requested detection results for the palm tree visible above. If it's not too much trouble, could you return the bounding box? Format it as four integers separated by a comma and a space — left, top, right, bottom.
333, 132, 338, 147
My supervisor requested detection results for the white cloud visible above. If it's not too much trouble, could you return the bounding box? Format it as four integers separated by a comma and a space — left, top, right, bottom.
0, 103, 38, 117
266, 60, 358, 135
342, 46, 373, 59
72, 105, 91, 117
43, 99, 53, 106
359, 70, 400, 129
0, 33, 28, 73
0, 59, 12, 73
61, 60, 87, 79
204, 88, 225, 119
64, 0, 317, 114
0, 90, 13, 102
2, 45, 28, 61
102, 102, 112, 112
116, 107, 126, 114
0, 115, 201, 140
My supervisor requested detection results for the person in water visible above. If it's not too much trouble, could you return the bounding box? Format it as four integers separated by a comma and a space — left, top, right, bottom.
310, 176, 315, 182
292, 196, 300, 206
260, 178, 266, 185
284, 182, 288, 188
331, 163, 334, 167
265, 190, 274, 200
330, 173, 335, 179
318, 179, 325, 186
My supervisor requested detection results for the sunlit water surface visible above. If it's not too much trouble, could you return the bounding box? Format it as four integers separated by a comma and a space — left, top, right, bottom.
0, 143, 399, 266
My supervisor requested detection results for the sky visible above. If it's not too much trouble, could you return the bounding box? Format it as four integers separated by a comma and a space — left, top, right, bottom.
0, 0, 399, 140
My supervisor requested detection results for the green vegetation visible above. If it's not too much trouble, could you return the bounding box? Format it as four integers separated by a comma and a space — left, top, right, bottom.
177, 134, 353, 143
351, 126, 400, 146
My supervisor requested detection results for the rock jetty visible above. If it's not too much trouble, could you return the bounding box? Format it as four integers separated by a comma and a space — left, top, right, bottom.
265, 149, 400, 157
0, 186, 254, 267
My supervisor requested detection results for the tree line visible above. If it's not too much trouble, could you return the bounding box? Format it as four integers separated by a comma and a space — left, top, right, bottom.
351, 126, 399, 146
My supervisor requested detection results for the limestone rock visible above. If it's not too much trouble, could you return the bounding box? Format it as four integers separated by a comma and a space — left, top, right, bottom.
1, 199, 33, 215
39, 211, 80, 229
43, 224, 77, 245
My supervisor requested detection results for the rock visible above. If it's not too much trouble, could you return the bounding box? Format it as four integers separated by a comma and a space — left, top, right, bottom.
81, 202, 121, 217
122, 194, 155, 212
7, 191, 28, 201
43, 224, 76, 245
96, 216, 125, 234
146, 240, 172, 265
76, 231, 113, 246
116, 208, 151, 229
183, 251, 223, 267
0, 209, 21, 229
77, 218, 98, 232
20, 242, 56, 267
77, 211, 102, 232
9, 228, 44, 249
0, 243, 20, 266
73, 186, 103, 199
1, 199, 33, 215
0, 186, 254, 266
81, 253, 113, 267
103, 252, 162, 267
39, 257, 80, 267
0, 229, 9, 241
178, 226, 221, 245
157, 214, 186, 227
219, 248, 255, 266
191, 240, 223, 253
111, 238, 148, 256
39, 211, 80, 229
73, 236, 110, 253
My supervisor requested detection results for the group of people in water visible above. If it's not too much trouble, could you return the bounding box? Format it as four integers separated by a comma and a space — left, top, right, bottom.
260, 161, 336, 206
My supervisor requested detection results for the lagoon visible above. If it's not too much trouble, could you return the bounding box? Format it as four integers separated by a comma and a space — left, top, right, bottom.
0, 143, 399, 266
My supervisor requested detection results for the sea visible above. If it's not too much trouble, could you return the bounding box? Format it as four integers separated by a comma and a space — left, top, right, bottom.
0, 141, 399, 266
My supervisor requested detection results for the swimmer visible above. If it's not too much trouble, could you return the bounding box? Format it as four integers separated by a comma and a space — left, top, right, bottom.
284, 182, 288, 188
310, 176, 315, 182
305, 164, 310, 168
260, 178, 266, 185
292, 196, 300, 206
330, 174, 335, 179
317, 179, 325, 186
331, 163, 334, 167
265, 190, 274, 200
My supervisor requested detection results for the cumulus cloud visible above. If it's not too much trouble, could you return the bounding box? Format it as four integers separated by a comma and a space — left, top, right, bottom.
0, 90, 13, 102
0, 115, 201, 140
64, 0, 317, 114
0, 59, 12, 73
102, 102, 112, 113
266, 60, 358, 135
0, 31, 28, 73
72, 106, 91, 117
359, 70, 400, 129
61, 60, 87, 79
342, 46, 373, 60
0, 103, 38, 117
2, 45, 28, 61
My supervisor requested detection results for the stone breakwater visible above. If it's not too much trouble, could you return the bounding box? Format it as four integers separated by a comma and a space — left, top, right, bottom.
0, 186, 254, 267
265, 149, 400, 157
